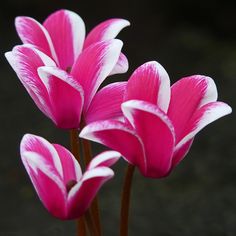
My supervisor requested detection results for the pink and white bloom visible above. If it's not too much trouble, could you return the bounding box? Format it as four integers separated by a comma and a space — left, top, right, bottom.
14, 9, 130, 74
80, 61, 232, 178
5, 40, 127, 129
20, 134, 120, 220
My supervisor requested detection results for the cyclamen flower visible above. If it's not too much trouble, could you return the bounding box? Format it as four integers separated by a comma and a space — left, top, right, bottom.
5, 9, 130, 129
80, 61, 232, 178
5, 40, 127, 129
20, 134, 120, 220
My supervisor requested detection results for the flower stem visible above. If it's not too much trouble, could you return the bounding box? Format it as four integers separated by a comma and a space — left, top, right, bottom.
85, 210, 100, 236
81, 138, 102, 236
120, 164, 135, 236
70, 129, 87, 236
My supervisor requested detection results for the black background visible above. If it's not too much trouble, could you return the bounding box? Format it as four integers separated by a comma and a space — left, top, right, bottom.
1, 0, 236, 235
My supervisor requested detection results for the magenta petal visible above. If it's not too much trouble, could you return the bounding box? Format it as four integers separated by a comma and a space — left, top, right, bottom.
109, 52, 129, 75
15, 17, 57, 62
53, 144, 82, 184
171, 139, 194, 169
168, 75, 218, 143
84, 18, 130, 49
124, 61, 170, 112
80, 120, 146, 169
71, 39, 123, 112
85, 82, 127, 123
67, 167, 113, 219
176, 101, 232, 151
38, 66, 84, 129
122, 100, 175, 178
87, 151, 121, 170
20, 134, 67, 219
43, 9, 85, 70
5, 45, 55, 119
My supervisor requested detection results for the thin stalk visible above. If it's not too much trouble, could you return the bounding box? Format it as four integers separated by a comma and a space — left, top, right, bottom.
70, 129, 87, 236
84, 210, 100, 236
120, 164, 135, 236
81, 138, 102, 236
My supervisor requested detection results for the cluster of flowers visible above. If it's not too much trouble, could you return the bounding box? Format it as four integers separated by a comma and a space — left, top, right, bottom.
6, 9, 231, 225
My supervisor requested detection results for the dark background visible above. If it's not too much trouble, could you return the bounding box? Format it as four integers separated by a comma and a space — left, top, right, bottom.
1, 0, 236, 235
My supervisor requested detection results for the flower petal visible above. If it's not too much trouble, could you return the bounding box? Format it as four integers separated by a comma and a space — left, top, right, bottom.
71, 39, 123, 112
175, 101, 232, 151
67, 167, 113, 219
85, 82, 127, 124
122, 100, 175, 178
38, 66, 84, 129
15, 16, 58, 63
21, 134, 63, 177
43, 9, 85, 70
80, 120, 146, 169
5, 45, 55, 119
84, 18, 130, 49
53, 144, 82, 184
87, 151, 121, 170
168, 75, 218, 143
109, 52, 129, 75
124, 61, 170, 112
20, 134, 67, 219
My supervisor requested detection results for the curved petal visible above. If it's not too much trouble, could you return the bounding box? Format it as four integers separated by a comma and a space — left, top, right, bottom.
168, 75, 218, 143
53, 144, 82, 184
20, 134, 67, 219
109, 52, 129, 75
85, 82, 127, 124
15, 16, 58, 63
87, 151, 121, 170
5, 45, 55, 119
71, 39, 123, 112
67, 167, 113, 219
171, 138, 194, 169
21, 134, 63, 177
79, 120, 146, 170
43, 9, 85, 70
122, 100, 175, 178
175, 101, 232, 151
124, 61, 170, 112
84, 18, 130, 49
38, 66, 84, 129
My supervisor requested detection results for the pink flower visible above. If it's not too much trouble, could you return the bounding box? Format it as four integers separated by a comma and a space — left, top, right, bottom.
20, 134, 120, 220
80, 61, 232, 178
5, 40, 127, 129
5, 9, 130, 129
14, 9, 130, 74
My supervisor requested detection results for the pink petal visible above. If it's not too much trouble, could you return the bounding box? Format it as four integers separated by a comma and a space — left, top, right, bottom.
168, 75, 218, 143
20, 135, 67, 219
38, 66, 84, 129
122, 100, 175, 178
21, 134, 63, 177
109, 52, 129, 75
171, 139, 194, 169
43, 9, 85, 70
67, 167, 114, 219
87, 151, 121, 170
124, 61, 170, 112
5, 45, 55, 120
175, 101, 232, 151
83, 18, 130, 49
15, 16, 57, 63
80, 120, 146, 169
85, 82, 127, 124
71, 39, 123, 112
53, 144, 82, 184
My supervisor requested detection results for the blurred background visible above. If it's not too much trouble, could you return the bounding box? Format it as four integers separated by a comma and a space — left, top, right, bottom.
0, 0, 236, 235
